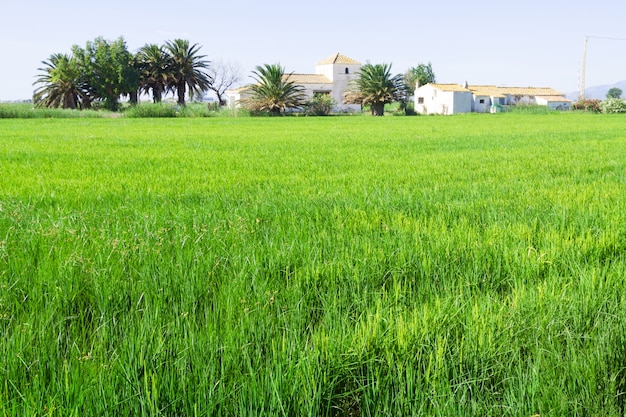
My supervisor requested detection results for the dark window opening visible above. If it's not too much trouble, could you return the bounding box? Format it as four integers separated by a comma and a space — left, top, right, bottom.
345, 67, 349, 74
479, 99, 485, 104
418, 97, 424, 104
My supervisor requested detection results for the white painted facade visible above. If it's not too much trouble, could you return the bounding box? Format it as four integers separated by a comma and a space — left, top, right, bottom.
314, 56, 361, 111
414, 84, 473, 115
226, 53, 362, 112
415, 84, 572, 115
535, 96, 572, 110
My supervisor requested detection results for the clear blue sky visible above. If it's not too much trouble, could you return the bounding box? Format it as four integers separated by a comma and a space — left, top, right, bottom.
1, 0, 625, 101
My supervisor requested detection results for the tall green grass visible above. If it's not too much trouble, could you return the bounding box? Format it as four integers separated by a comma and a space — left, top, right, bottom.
1, 113, 625, 416
0, 103, 106, 118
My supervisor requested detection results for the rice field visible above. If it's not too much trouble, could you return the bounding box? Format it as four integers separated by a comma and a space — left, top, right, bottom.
1, 113, 625, 416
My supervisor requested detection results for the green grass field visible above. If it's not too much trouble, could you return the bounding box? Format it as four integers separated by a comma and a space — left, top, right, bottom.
1, 113, 626, 416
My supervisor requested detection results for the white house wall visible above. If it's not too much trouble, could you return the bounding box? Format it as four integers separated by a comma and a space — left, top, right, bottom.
315, 62, 361, 110
414, 86, 471, 115
472, 95, 491, 113
452, 92, 472, 114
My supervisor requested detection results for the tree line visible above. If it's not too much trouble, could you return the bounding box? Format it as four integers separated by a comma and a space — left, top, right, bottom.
33, 37, 239, 111
34, 36, 435, 115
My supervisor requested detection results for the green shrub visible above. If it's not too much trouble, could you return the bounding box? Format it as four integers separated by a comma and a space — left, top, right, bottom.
0, 103, 104, 118
305, 94, 335, 116
124, 103, 177, 118
600, 98, 626, 114
508, 104, 555, 114
573, 99, 601, 113
177, 103, 214, 118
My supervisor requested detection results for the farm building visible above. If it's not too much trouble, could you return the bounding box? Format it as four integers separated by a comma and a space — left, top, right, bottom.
226, 53, 362, 112
414, 83, 572, 115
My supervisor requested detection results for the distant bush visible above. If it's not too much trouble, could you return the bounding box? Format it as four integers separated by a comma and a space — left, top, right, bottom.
304, 94, 335, 116
177, 103, 214, 118
124, 103, 177, 118
600, 98, 626, 114
0, 103, 104, 118
508, 105, 555, 114
573, 99, 601, 113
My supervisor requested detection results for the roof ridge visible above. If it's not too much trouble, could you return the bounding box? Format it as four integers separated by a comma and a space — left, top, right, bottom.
316, 53, 361, 65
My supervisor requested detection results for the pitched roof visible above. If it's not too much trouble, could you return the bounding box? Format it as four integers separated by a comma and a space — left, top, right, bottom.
497, 87, 564, 96
426, 84, 566, 98
283, 73, 332, 84
467, 85, 506, 97
316, 53, 361, 66
428, 83, 472, 92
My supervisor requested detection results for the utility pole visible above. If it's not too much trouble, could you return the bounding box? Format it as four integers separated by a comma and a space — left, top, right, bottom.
578, 35, 588, 101
578, 35, 626, 101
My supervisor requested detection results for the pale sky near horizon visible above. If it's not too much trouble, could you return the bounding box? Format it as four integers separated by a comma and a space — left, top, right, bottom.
1, 0, 625, 101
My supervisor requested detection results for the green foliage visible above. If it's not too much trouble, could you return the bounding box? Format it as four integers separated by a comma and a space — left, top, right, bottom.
32, 53, 84, 109
136, 44, 170, 103
304, 93, 335, 116
123, 102, 178, 118
507, 104, 556, 114
403, 62, 436, 96
123, 102, 215, 118
34, 37, 213, 112
243, 63, 307, 115
164, 39, 212, 107
606, 87, 623, 99
2, 115, 626, 415
71, 37, 138, 111
600, 97, 626, 113
573, 99, 601, 112
345, 63, 405, 116
0, 103, 104, 118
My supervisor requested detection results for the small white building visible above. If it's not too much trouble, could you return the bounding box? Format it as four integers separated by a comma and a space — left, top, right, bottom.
414, 83, 473, 115
535, 95, 572, 110
226, 53, 362, 112
415, 83, 572, 115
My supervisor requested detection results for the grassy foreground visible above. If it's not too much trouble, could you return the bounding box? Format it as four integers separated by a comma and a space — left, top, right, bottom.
1, 113, 626, 416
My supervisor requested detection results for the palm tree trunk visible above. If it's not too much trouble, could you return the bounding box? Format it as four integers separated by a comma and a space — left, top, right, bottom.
371, 102, 385, 116
153, 86, 162, 103
129, 91, 138, 105
177, 80, 186, 106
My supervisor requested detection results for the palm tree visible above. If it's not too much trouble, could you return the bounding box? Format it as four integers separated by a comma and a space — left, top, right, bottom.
244, 64, 307, 115
345, 63, 405, 116
164, 39, 212, 106
33, 53, 83, 109
137, 44, 170, 103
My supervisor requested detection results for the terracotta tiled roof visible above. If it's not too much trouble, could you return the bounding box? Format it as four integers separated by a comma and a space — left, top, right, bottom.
497, 87, 564, 96
316, 53, 361, 65
465, 85, 565, 97
283, 73, 332, 84
467, 85, 506, 97
428, 83, 471, 92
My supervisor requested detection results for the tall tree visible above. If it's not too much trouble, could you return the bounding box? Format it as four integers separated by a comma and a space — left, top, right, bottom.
72, 37, 136, 111
137, 44, 171, 103
243, 64, 307, 115
606, 87, 623, 99
33, 53, 82, 109
164, 39, 212, 106
404, 62, 436, 96
206, 60, 242, 106
345, 63, 404, 116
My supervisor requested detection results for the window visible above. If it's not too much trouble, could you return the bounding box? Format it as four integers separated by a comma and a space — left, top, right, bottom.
345, 67, 349, 74
418, 97, 424, 104
479, 99, 485, 104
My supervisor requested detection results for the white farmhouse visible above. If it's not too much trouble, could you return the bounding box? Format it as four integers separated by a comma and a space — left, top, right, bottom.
414, 83, 473, 115
414, 83, 572, 115
226, 53, 362, 112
